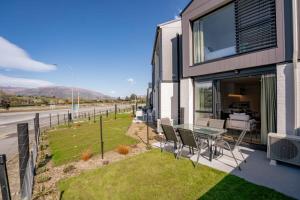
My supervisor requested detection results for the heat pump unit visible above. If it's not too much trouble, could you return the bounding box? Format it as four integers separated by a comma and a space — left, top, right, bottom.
268, 133, 300, 166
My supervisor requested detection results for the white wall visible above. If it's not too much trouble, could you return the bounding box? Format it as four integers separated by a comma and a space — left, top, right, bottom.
276, 63, 295, 135
180, 78, 194, 124
161, 20, 182, 81
160, 82, 178, 123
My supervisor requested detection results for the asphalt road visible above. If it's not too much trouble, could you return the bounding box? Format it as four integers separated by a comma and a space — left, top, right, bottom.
0, 104, 131, 160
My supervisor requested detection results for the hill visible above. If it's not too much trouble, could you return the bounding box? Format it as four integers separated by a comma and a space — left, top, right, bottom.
0, 86, 111, 100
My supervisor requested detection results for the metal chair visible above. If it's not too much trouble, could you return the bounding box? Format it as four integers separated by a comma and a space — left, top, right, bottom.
208, 119, 225, 129
176, 128, 204, 167
214, 130, 247, 170
160, 124, 180, 153
195, 118, 210, 127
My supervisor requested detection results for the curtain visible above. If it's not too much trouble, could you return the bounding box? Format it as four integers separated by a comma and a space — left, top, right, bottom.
193, 20, 203, 63
261, 74, 276, 144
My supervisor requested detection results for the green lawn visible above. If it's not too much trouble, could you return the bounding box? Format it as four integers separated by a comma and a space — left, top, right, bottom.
59, 149, 291, 200
48, 113, 137, 166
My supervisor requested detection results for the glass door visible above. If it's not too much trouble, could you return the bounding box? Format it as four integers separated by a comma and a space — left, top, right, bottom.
194, 81, 213, 122
213, 80, 221, 119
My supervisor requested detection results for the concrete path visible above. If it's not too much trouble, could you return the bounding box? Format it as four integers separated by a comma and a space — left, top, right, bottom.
153, 142, 300, 199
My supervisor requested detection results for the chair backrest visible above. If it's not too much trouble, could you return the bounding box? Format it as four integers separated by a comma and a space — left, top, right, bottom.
161, 118, 171, 125
195, 118, 210, 127
209, 119, 225, 129
161, 124, 178, 142
177, 128, 197, 148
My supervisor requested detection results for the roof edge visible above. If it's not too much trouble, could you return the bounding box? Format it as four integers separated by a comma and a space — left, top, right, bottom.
180, 0, 194, 16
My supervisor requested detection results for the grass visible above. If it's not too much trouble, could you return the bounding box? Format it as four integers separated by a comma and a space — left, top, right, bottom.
48, 113, 137, 166
59, 149, 291, 200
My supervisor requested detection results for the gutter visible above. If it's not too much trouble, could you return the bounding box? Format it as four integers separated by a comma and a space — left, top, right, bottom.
176, 34, 181, 124
292, 0, 299, 133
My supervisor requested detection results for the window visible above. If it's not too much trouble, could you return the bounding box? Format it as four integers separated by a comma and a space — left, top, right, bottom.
194, 81, 213, 119
193, 3, 236, 64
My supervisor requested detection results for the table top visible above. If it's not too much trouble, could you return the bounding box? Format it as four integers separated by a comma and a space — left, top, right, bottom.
173, 124, 227, 137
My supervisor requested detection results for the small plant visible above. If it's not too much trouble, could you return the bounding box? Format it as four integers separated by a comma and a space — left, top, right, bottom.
36, 175, 51, 183
134, 131, 138, 136
116, 145, 130, 155
76, 123, 81, 128
81, 149, 93, 161
36, 166, 49, 175
32, 185, 54, 200
63, 165, 76, 173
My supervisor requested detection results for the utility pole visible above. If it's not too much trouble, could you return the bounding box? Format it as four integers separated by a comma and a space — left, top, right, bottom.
77, 90, 80, 118
71, 87, 74, 116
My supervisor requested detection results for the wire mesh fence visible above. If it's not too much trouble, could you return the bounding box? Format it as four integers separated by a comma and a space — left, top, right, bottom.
0, 104, 134, 199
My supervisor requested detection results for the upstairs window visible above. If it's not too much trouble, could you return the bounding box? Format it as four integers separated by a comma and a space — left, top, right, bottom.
235, 0, 277, 53
193, 3, 236, 64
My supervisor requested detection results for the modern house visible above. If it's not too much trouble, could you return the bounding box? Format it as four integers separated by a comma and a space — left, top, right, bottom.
151, 0, 300, 148
151, 19, 182, 124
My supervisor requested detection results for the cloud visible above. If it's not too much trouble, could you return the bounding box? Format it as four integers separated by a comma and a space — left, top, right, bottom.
127, 78, 135, 84
0, 37, 56, 72
110, 90, 116, 94
0, 74, 55, 88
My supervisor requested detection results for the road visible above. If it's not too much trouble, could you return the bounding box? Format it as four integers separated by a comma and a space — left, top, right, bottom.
0, 104, 132, 160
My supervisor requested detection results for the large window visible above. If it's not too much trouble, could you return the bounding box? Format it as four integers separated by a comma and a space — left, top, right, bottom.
193, 3, 236, 64
195, 81, 213, 120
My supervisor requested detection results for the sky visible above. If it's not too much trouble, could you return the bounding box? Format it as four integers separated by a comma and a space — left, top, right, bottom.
0, 0, 190, 97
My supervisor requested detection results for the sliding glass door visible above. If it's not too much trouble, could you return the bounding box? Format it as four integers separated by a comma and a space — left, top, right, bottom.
194, 81, 213, 122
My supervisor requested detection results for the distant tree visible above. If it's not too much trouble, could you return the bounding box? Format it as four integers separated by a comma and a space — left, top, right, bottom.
1, 100, 10, 110
130, 94, 137, 101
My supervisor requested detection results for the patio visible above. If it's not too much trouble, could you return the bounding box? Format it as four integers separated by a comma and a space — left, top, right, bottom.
152, 142, 300, 199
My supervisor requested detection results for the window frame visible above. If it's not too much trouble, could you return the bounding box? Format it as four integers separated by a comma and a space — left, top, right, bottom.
190, 0, 278, 67
191, 1, 236, 65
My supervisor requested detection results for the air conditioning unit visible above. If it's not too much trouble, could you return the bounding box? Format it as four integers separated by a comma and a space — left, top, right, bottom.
268, 133, 300, 166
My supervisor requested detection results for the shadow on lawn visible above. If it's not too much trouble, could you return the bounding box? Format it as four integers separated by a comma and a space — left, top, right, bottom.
198, 174, 292, 200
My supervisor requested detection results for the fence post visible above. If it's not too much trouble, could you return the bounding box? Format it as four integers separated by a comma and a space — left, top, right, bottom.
49, 114, 52, 128
100, 116, 104, 159
132, 105, 135, 116
146, 111, 149, 147
67, 110, 70, 127
57, 113, 60, 125
88, 112, 91, 121
17, 123, 29, 191
94, 108, 96, 123
106, 110, 108, 118
0, 154, 11, 200
34, 113, 40, 151
114, 104, 117, 120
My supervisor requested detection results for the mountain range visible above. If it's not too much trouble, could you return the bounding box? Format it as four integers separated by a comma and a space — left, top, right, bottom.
0, 86, 111, 100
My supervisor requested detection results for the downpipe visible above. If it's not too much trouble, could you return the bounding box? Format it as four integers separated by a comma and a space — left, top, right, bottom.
292, 0, 299, 134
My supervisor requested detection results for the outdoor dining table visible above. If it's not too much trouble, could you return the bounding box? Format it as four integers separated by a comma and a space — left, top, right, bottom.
173, 124, 227, 161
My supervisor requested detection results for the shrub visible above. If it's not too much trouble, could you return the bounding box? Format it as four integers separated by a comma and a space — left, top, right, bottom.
63, 165, 76, 173
36, 167, 49, 175
36, 175, 51, 183
76, 123, 81, 128
116, 145, 130, 155
81, 149, 93, 161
